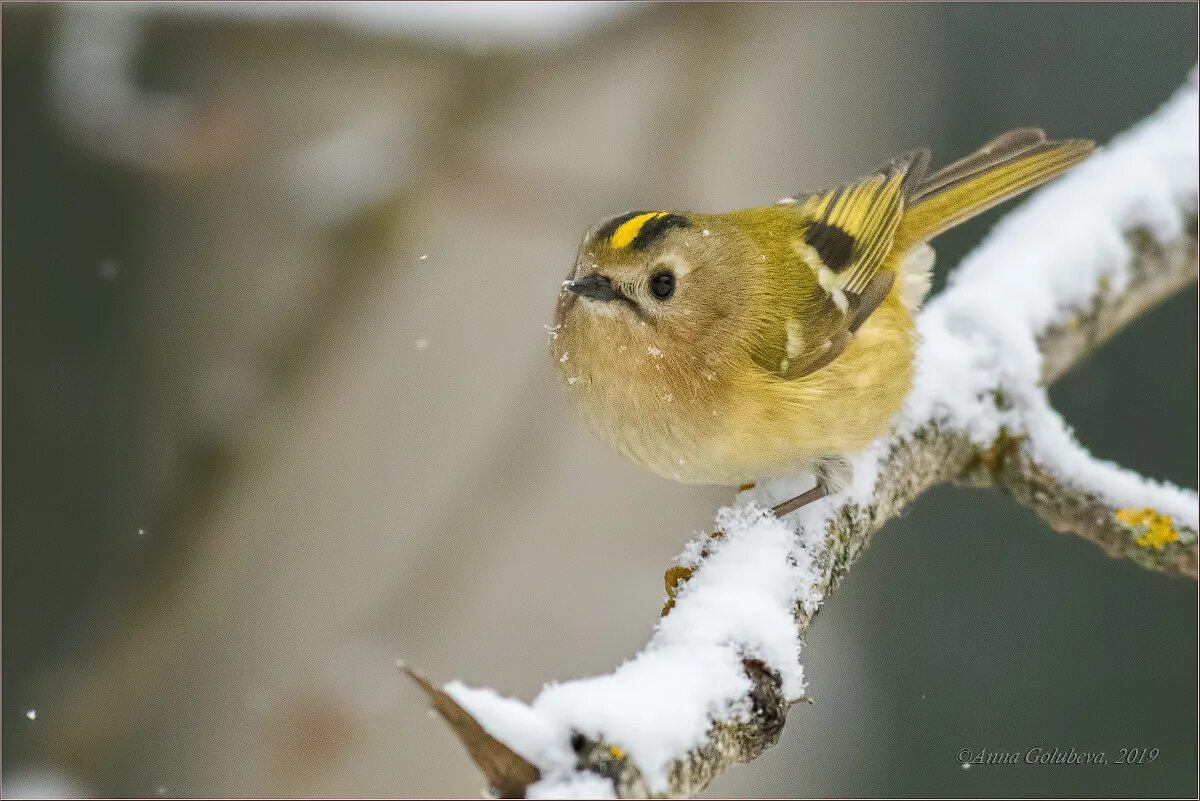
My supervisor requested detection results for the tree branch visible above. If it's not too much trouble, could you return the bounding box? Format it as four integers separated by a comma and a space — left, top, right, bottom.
987, 419, 1198, 577
1039, 224, 1198, 384
406, 71, 1199, 798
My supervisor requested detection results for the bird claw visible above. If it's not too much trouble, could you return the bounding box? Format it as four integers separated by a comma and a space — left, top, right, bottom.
661, 529, 727, 616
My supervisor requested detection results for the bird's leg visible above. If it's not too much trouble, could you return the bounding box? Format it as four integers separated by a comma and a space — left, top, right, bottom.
771, 456, 850, 517
662, 482, 792, 618
769, 480, 828, 518
666, 476, 846, 614
663, 484, 757, 615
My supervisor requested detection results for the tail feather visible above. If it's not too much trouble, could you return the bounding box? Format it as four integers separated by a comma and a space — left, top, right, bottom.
897, 131, 1093, 249
909, 128, 1047, 204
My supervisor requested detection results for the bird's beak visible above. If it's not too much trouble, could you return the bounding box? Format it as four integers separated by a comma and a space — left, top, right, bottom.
564, 274, 622, 302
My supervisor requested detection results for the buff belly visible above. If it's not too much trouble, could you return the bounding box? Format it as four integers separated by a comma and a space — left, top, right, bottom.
562, 296, 916, 487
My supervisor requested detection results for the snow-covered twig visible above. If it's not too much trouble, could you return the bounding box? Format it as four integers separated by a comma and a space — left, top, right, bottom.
406, 72, 1199, 799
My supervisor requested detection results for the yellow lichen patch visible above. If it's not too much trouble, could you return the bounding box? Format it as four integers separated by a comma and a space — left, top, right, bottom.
1116, 507, 1179, 550
977, 429, 1025, 474
608, 745, 626, 760
1116, 507, 1152, 526
1136, 517, 1179, 549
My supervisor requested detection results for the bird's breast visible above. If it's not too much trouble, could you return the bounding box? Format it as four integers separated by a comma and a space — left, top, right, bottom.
549, 294, 916, 486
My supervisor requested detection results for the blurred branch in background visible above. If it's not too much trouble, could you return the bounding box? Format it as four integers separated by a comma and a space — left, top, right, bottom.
47, 1, 636, 180
416, 72, 1199, 799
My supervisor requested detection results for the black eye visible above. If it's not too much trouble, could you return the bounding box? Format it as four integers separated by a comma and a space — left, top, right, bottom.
650, 269, 676, 300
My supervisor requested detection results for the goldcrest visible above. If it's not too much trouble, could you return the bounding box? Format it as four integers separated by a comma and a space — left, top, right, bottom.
551, 129, 1093, 514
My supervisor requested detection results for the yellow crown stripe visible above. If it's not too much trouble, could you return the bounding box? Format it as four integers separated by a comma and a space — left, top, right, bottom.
610, 211, 666, 249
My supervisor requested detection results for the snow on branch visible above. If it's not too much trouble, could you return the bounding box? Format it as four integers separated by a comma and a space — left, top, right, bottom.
405, 71, 1199, 799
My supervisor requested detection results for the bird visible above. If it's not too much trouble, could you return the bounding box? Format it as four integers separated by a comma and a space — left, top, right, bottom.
550, 129, 1093, 516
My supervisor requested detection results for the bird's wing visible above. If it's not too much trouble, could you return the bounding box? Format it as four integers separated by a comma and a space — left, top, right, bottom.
770, 150, 928, 379
794, 148, 928, 297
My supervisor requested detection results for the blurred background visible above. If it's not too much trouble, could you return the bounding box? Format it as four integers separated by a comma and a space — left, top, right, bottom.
3, 2, 1197, 797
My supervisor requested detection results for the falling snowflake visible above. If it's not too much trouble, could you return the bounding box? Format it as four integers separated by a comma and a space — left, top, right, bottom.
97, 258, 120, 280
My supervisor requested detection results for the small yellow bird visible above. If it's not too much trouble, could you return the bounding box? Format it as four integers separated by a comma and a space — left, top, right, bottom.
551, 129, 1093, 515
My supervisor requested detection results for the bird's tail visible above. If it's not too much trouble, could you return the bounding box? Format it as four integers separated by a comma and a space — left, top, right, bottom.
896, 128, 1094, 250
